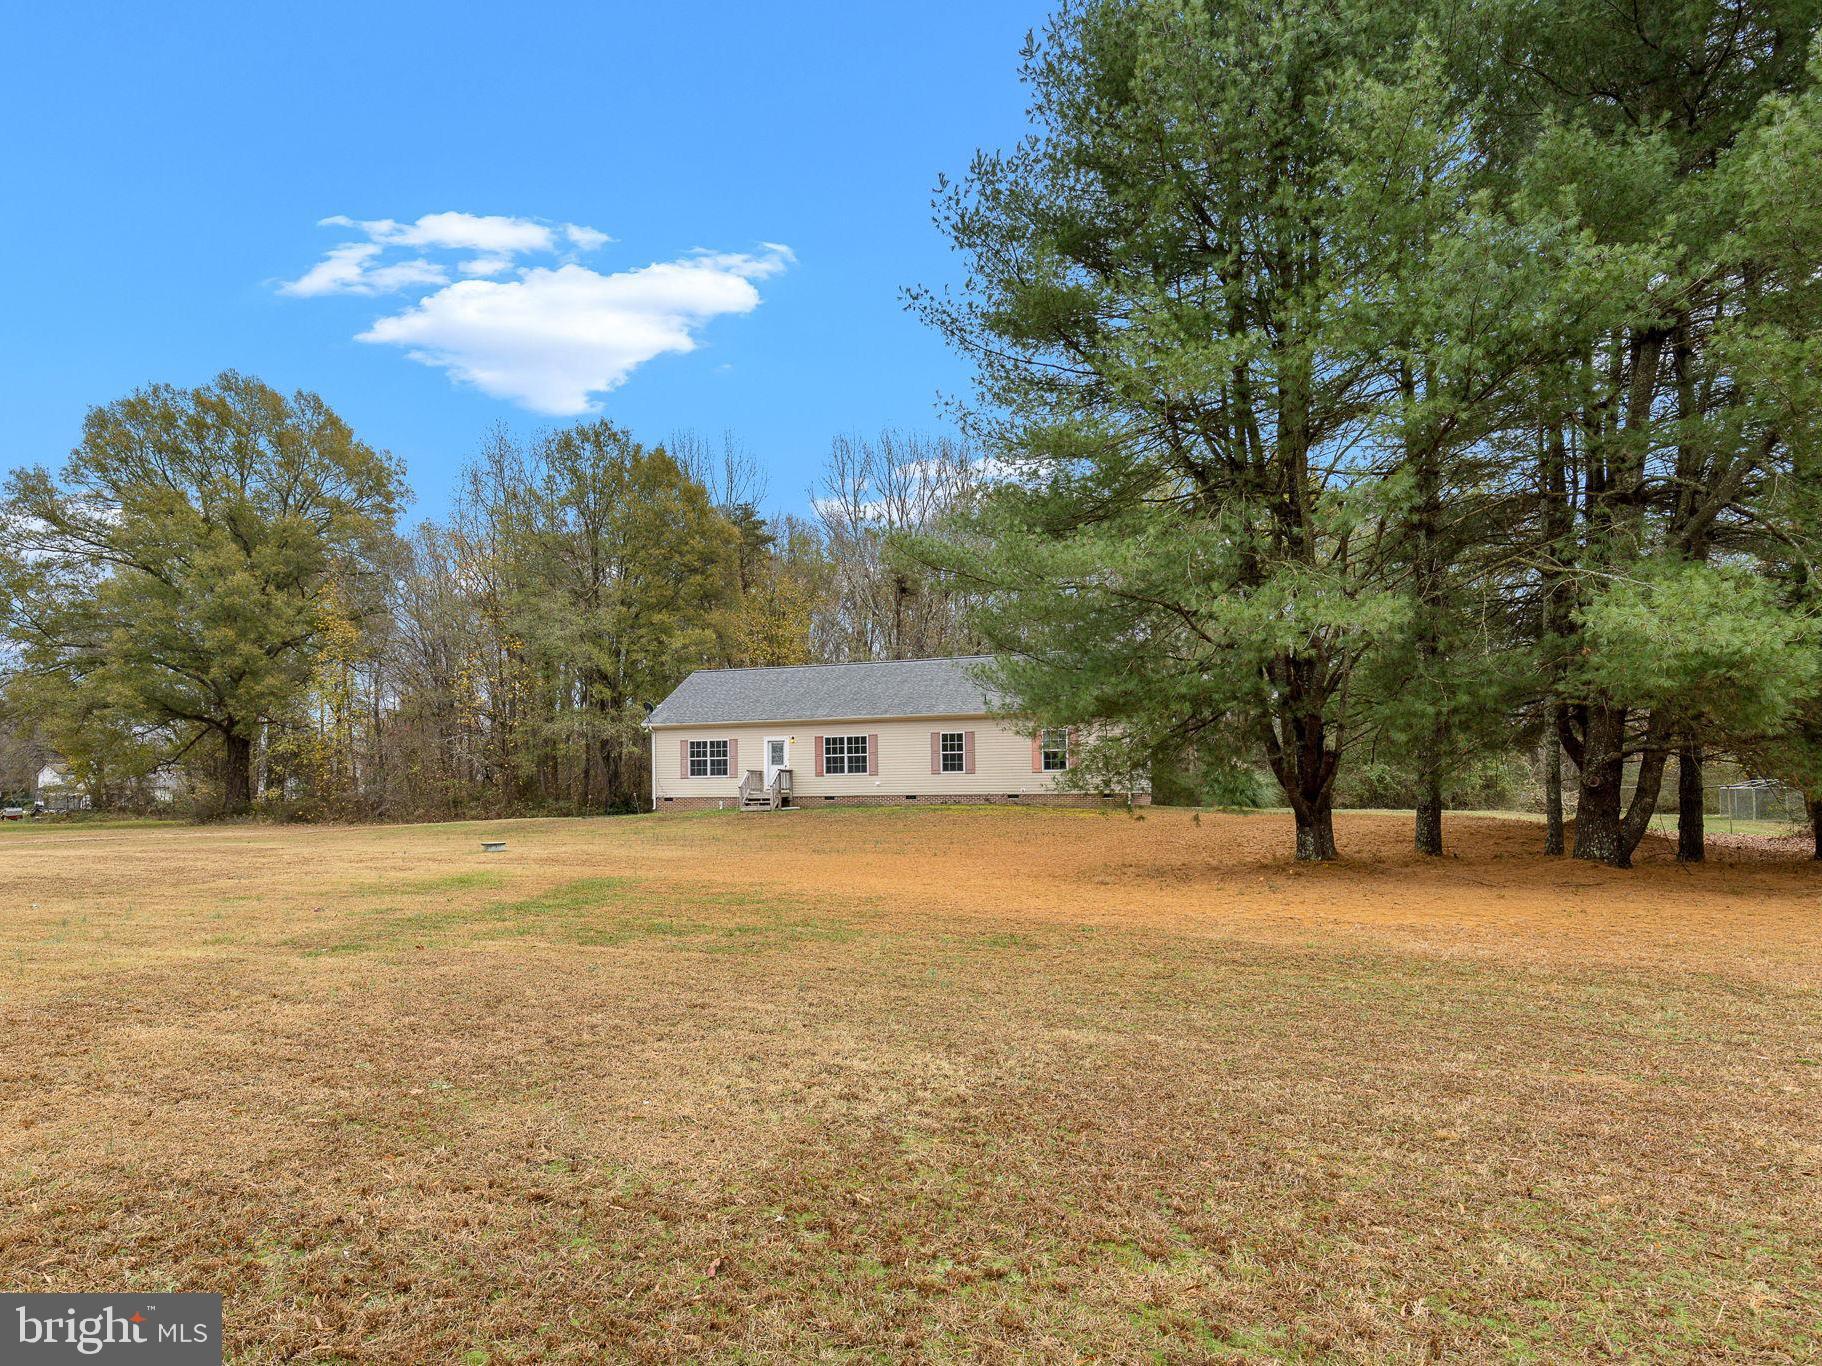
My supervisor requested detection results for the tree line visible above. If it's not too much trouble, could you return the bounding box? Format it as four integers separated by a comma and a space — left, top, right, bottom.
911, 0, 1822, 866
0, 375, 984, 817
7, 0, 1822, 872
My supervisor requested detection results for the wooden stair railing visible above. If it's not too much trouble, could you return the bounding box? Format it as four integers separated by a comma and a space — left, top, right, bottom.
739, 768, 793, 810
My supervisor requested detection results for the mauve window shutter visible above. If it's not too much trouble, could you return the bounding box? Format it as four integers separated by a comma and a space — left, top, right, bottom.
1067, 727, 1079, 768
1032, 734, 1043, 773
679, 738, 690, 779
728, 737, 738, 775
964, 731, 976, 774
868, 734, 880, 776
814, 736, 824, 776
929, 731, 940, 775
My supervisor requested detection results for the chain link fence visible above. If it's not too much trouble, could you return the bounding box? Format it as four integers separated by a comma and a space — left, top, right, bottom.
1714, 779, 1805, 824
1535, 748, 1813, 835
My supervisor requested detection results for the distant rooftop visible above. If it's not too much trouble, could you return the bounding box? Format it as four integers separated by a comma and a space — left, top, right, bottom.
647, 656, 1006, 726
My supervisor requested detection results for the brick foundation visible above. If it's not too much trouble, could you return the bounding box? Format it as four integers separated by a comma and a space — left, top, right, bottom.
653, 792, 1149, 813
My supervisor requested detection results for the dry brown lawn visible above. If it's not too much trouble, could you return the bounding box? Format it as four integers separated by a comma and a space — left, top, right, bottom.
2, 806, 1819, 1362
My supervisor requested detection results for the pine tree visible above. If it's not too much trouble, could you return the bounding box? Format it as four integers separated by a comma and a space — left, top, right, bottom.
917, 0, 1540, 859
1454, 0, 1822, 864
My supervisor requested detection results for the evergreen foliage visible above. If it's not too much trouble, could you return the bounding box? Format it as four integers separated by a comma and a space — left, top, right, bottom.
916, 0, 1822, 863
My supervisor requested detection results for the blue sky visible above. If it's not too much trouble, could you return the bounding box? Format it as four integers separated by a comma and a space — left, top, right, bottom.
1, 1, 1043, 524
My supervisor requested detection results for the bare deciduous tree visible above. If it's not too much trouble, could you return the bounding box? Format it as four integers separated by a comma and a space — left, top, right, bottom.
811, 431, 984, 661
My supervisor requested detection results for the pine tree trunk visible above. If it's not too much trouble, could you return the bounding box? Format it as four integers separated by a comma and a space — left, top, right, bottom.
1810, 797, 1822, 861
1294, 802, 1338, 861
1414, 781, 1443, 857
1414, 735, 1443, 857
222, 732, 254, 814
1619, 732, 1671, 862
1410, 678, 1446, 860
1568, 326, 1667, 871
1543, 722, 1565, 855
1677, 744, 1704, 863
1539, 399, 1572, 860
1262, 689, 1341, 862
1408, 361, 1446, 862
1254, 634, 1344, 862
1571, 705, 1627, 866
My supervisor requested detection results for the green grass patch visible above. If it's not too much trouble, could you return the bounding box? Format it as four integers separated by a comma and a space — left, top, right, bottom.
497, 876, 638, 913
962, 931, 1041, 952
0, 815, 186, 835
347, 869, 507, 899
297, 874, 856, 956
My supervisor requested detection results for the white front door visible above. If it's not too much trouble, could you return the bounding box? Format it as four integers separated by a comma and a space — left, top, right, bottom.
764, 737, 788, 786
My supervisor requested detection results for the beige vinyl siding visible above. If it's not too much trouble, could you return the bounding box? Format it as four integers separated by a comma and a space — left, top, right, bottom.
650, 715, 1097, 806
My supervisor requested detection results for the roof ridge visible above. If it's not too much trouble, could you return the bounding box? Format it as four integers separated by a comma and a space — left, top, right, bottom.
685, 654, 994, 676
647, 654, 1003, 727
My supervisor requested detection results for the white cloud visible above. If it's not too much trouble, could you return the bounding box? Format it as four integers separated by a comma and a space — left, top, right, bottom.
284, 212, 611, 297
279, 243, 449, 297
319, 211, 602, 256
281, 213, 790, 411
457, 255, 514, 277
565, 224, 612, 251
354, 246, 794, 415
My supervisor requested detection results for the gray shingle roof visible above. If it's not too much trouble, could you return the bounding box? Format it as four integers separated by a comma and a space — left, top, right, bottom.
647, 656, 1006, 726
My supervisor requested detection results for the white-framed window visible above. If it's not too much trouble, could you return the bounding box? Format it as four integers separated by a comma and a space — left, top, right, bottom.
1040, 728, 1070, 772
823, 734, 869, 775
939, 731, 966, 773
689, 739, 729, 778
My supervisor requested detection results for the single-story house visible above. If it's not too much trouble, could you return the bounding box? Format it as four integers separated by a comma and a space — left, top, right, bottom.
33, 763, 91, 813
32, 760, 180, 811
644, 655, 1148, 812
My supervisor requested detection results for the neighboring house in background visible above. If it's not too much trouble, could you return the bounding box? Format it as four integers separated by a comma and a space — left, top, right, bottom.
32, 760, 181, 811
645, 655, 1148, 812
33, 763, 91, 812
